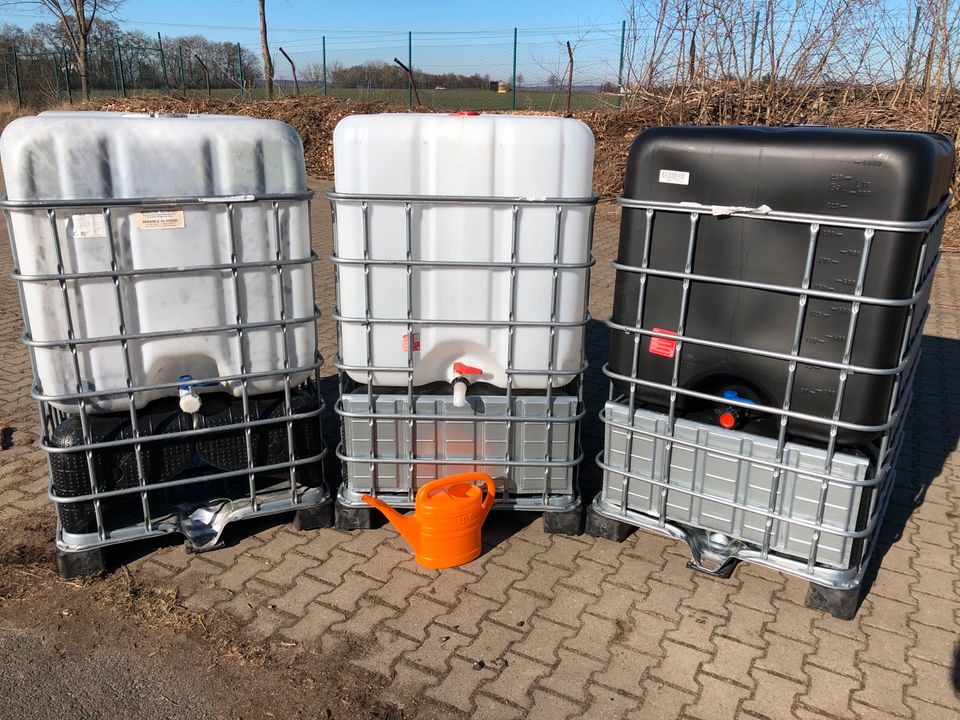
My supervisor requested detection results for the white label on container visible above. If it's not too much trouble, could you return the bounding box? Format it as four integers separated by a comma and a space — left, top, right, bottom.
658, 169, 690, 185
71, 213, 107, 239
135, 208, 185, 230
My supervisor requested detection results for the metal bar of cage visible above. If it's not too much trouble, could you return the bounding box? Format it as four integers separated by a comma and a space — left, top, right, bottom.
593, 194, 947, 591
330, 189, 597, 511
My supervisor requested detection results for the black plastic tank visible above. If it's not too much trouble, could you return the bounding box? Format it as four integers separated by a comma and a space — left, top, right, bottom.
610, 125, 953, 449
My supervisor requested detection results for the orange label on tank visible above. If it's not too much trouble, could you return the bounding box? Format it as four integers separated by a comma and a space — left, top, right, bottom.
649, 328, 678, 358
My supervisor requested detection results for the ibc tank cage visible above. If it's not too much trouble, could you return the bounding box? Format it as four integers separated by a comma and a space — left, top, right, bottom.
328, 113, 597, 532
0, 112, 331, 577
589, 125, 952, 620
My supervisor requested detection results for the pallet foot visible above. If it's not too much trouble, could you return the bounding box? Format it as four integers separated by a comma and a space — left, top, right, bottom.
56, 547, 107, 580
805, 582, 861, 620
294, 503, 334, 531
543, 507, 584, 536
585, 506, 634, 542
335, 502, 382, 531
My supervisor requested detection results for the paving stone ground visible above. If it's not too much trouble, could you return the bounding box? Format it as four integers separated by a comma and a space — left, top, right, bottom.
0, 177, 958, 719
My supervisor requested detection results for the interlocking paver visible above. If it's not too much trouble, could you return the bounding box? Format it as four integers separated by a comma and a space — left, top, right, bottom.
1, 172, 959, 720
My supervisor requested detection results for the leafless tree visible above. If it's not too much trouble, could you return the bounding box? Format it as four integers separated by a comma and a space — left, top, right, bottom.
5, 0, 126, 98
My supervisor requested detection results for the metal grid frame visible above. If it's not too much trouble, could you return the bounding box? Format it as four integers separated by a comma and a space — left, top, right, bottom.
328, 190, 597, 511
2, 191, 330, 554
593, 194, 949, 590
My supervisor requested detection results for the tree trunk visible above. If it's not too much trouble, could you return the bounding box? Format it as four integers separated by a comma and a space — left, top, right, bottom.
78, 35, 89, 99
259, 0, 274, 99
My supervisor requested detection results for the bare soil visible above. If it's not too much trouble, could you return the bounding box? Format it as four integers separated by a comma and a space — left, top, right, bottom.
0, 510, 427, 720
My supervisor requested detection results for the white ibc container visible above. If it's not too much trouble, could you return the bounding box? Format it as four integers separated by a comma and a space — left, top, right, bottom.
0, 111, 315, 413
332, 113, 595, 389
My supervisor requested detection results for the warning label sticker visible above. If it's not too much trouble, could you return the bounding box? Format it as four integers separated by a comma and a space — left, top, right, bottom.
648, 328, 679, 358
135, 208, 185, 231
401, 333, 421, 352
658, 169, 690, 185
71, 213, 108, 239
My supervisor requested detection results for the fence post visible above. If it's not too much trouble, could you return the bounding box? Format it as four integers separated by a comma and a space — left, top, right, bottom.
237, 42, 244, 100
195, 55, 211, 98
178, 44, 185, 95
617, 19, 626, 108
116, 40, 126, 97
12, 46, 21, 108
407, 31, 412, 107
903, 3, 921, 85
63, 49, 72, 104
747, 9, 760, 82
157, 32, 169, 90
511, 28, 517, 110
279, 47, 299, 95
322, 36, 327, 96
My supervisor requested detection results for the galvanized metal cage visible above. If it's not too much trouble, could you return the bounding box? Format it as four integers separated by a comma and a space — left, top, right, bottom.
328, 191, 596, 515
2, 191, 330, 566
591, 195, 949, 613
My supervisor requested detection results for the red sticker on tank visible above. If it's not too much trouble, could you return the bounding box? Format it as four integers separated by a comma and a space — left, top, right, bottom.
401, 333, 420, 352
648, 328, 678, 358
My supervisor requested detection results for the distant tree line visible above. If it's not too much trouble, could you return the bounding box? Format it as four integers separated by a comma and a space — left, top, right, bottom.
300, 60, 505, 90
0, 18, 262, 97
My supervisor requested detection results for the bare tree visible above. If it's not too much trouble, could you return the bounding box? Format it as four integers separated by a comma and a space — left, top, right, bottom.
258, 0, 274, 99
6, 0, 125, 98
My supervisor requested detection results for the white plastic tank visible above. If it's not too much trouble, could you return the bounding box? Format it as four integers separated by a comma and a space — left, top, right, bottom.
332, 112, 595, 389
0, 111, 316, 413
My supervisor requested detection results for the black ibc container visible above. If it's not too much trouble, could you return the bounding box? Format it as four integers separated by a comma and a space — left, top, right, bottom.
610, 126, 953, 449
49, 384, 324, 534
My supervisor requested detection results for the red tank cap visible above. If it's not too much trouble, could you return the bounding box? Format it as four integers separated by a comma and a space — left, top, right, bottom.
449, 111, 480, 116
718, 412, 736, 429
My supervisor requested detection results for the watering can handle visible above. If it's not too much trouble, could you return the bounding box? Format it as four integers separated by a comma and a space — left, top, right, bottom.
415, 472, 497, 512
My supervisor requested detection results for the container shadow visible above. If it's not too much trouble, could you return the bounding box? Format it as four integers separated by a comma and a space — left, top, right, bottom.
580, 318, 612, 503
860, 334, 960, 606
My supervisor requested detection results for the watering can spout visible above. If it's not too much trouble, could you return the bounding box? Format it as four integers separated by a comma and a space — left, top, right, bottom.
361, 495, 421, 551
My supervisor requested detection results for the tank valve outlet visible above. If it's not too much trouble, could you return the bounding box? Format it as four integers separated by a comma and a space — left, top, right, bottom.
178, 374, 202, 414
716, 389, 754, 430
451, 363, 482, 409
452, 377, 469, 408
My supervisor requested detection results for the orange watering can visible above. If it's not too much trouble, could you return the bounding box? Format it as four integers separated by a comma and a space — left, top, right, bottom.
361, 472, 496, 569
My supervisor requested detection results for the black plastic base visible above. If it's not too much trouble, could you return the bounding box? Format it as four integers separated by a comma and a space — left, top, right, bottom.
335, 502, 382, 531
56, 547, 107, 580
805, 582, 862, 620
543, 507, 584, 536
585, 506, 634, 542
294, 502, 334, 531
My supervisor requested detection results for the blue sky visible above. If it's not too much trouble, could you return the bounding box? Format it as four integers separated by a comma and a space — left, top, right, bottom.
5, 0, 630, 84
5, 0, 628, 42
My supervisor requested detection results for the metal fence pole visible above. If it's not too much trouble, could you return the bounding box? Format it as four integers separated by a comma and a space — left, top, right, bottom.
511, 27, 517, 110
322, 36, 327, 96
116, 40, 126, 97
12, 46, 21, 108
617, 19, 626, 109
63, 49, 72, 104
237, 42, 244, 100
279, 47, 299, 95
112, 45, 120, 94
157, 32, 169, 90
178, 44, 185, 95
407, 31, 412, 107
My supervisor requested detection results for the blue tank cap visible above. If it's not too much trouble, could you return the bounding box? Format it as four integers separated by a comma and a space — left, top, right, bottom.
722, 389, 755, 404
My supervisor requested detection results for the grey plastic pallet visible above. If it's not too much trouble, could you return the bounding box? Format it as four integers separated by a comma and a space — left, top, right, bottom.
600, 401, 873, 569
340, 392, 578, 496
